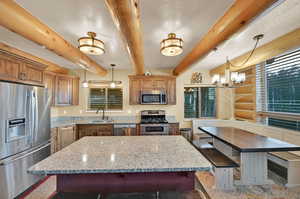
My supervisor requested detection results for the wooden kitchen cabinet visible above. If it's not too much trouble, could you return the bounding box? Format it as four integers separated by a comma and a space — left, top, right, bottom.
0, 51, 46, 86
21, 63, 44, 85
44, 71, 56, 105
72, 77, 80, 105
169, 123, 180, 135
56, 75, 73, 105
0, 54, 21, 82
77, 124, 114, 139
167, 78, 176, 105
51, 125, 76, 153
129, 78, 141, 105
44, 72, 79, 106
129, 75, 176, 105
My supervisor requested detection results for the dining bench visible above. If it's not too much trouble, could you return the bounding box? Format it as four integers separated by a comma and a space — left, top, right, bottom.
268, 152, 300, 187
193, 142, 239, 190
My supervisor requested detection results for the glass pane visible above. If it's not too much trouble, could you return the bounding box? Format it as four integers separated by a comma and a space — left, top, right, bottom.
266, 48, 300, 114
201, 87, 216, 117
184, 87, 199, 118
268, 117, 300, 131
107, 88, 123, 110
89, 88, 106, 110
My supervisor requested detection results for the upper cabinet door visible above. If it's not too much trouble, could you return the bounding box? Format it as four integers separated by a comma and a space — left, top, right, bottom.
21, 63, 44, 85
72, 77, 79, 106
167, 78, 176, 105
0, 54, 21, 82
44, 72, 56, 106
56, 75, 72, 106
129, 78, 141, 105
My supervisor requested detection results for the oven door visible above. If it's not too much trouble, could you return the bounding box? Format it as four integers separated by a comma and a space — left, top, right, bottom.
140, 91, 167, 104
140, 124, 169, 135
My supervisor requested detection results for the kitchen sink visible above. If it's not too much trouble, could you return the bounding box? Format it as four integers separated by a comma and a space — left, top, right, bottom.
89, 119, 113, 124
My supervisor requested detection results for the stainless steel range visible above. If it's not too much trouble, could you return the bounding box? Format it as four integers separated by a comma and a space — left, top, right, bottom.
140, 110, 169, 135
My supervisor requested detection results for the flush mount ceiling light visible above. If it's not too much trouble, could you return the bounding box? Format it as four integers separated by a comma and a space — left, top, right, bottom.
78, 32, 105, 55
160, 33, 183, 56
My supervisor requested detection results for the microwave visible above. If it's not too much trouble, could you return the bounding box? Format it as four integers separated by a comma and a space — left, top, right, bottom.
140, 90, 167, 105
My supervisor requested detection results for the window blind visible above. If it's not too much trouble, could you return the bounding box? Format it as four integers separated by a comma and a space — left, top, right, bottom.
256, 47, 300, 130
88, 88, 123, 110
256, 48, 300, 114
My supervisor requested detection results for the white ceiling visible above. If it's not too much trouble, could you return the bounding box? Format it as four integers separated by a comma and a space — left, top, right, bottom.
193, 0, 300, 71
0, 0, 299, 73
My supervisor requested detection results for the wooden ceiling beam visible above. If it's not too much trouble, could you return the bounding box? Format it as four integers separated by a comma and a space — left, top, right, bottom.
105, 0, 145, 75
0, 42, 69, 74
0, 0, 107, 76
172, 0, 278, 76
210, 28, 300, 75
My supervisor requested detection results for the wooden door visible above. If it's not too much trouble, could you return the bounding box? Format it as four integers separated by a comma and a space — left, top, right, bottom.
56, 75, 72, 106
95, 124, 113, 136
169, 123, 180, 135
57, 125, 76, 150
0, 54, 21, 82
142, 79, 154, 89
21, 63, 44, 85
72, 77, 79, 105
44, 72, 56, 106
77, 124, 113, 139
167, 78, 176, 105
129, 78, 141, 105
153, 79, 167, 90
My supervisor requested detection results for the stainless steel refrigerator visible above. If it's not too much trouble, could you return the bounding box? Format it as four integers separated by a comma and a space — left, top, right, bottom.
0, 81, 51, 199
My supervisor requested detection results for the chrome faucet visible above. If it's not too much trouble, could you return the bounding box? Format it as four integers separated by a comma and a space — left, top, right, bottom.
96, 107, 106, 120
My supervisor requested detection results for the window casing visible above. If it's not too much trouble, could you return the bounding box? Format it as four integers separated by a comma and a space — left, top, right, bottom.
184, 87, 216, 118
88, 87, 123, 111
256, 47, 300, 131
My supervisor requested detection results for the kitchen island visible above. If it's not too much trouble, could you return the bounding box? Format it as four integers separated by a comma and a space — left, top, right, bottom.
29, 136, 210, 195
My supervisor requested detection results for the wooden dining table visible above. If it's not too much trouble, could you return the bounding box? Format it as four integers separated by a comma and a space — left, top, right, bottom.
199, 126, 300, 185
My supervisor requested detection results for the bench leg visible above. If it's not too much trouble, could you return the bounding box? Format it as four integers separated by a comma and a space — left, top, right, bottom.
287, 165, 300, 187
214, 167, 234, 190
238, 152, 269, 185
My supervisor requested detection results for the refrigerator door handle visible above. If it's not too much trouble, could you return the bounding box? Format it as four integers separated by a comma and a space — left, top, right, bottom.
0, 142, 50, 166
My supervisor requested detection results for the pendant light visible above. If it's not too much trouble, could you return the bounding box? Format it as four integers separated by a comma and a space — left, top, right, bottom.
110, 64, 116, 88
160, 33, 183, 56
82, 70, 89, 88
78, 32, 105, 55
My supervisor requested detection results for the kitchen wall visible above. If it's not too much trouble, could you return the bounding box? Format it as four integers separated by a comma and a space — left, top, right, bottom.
51, 67, 213, 128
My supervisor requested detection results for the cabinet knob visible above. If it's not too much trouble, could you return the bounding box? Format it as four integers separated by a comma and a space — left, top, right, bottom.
19, 72, 26, 80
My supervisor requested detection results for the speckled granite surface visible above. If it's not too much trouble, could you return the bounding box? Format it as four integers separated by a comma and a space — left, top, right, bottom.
51, 116, 178, 128
29, 136, 210, 175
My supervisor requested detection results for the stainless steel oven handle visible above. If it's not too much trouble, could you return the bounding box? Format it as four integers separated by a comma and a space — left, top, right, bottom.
0, 143, 50, 166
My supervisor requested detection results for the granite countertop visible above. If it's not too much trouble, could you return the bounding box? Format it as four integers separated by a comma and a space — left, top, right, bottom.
28, 136, 210, 175
51, 116, 178, 128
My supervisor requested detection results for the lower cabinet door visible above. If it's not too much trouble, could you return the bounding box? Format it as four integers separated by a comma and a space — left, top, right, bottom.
57, 125, 76, 150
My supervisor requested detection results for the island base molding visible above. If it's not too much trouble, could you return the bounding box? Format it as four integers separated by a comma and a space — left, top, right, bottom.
56, 172, 195, 193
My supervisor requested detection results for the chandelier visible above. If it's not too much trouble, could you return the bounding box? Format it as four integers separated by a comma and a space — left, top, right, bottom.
160, 33, 183, 56
212, 69, 246, 87
78, 32, 105, 55
212, 34, 264, 88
